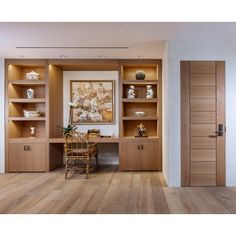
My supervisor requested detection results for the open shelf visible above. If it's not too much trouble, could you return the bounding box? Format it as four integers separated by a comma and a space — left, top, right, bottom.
9, 98, 46, 103
122, 116, 158, 120
122, 98, 158, 103
122, 80, 158, 85
9, 80, 46, 86
122, 120, 158, 137
8, 120, 46, 138
8, 117, 46, 121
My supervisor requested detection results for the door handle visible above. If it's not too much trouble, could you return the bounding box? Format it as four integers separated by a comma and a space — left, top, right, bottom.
209, 124, 225, 138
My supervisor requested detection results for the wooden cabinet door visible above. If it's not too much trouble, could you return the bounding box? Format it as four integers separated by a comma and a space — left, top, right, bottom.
8, 143, 30, 172
140, 140, 159, 170
8, 142, 46, 172
121, 141, 140, 170
29, 143, 46, 171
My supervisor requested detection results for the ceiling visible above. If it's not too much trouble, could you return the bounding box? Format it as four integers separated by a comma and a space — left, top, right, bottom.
1, 22, 236, 59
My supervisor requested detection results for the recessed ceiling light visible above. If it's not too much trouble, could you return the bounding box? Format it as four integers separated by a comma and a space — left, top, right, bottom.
138, 55, 144, 58
59, 55, 67, 58
20, 55, 25, 58
99, 55, 105, 58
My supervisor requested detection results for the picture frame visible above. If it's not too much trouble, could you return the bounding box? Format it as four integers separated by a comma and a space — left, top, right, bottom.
70, 80, 115, 124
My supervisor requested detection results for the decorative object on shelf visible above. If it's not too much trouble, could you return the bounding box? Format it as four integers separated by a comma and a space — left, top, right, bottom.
135, 123, 148, 137
127, 85, 135, 99
146, 85, 154, 99
135, 70, 145, 80
26, 88, 35, 99
25, 71, 40, 80
29, 126, 36, 138
57, 124, 77, 137
134, 111, 146, 117
23, 110, 40, 118
70, 80, 114, 124
87, 129, 101, 138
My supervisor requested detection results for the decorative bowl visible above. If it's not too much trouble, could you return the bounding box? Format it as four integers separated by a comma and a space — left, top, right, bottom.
134, 111, 145, 117
135, 70, 145, 80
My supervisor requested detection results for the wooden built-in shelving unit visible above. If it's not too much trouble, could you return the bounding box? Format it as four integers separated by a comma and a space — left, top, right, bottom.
5, 59, 162, 173
119, 60, 162, 171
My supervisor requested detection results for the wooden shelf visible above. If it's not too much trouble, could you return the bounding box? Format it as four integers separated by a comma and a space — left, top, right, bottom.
122, 98, 158, 103
122, 80, 158, 85
9, 98, 46, 103
9, 138, 46, 143
8, 117, 46, 121
121, 136, 159, 141
9, 80, 46, 86
122, 116, 158, 120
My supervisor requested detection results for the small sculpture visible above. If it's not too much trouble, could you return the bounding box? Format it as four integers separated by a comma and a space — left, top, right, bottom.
30, 126, 36, 138
146, 85, 154, 99
135, 70, 145, 80
135, 123, 148, 137
26, 88, 35, 99
127, 85, 135, 99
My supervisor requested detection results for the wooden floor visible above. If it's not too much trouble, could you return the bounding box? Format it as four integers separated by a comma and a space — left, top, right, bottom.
0, 165, 236, 214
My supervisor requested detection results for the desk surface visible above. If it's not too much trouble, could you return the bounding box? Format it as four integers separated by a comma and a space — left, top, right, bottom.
49, 137, 119, 143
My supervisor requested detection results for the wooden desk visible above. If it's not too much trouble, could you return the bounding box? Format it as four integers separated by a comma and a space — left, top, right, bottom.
49, 137, 120, 171
49, 137, 119, 143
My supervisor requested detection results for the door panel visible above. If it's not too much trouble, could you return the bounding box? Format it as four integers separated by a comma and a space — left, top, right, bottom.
190, 86, 216, 98
121, 141, 140, 170
139, 141, 159, 170
190, 174, 216, 186
181, 61, 225, 187
190, 99, 216, 111
191, 149, 216, 162
190, 73, 216, 86
191, 162, 216, 174
190, 137, 216, 149
191, 112, 216, 124
190, 124, 216, 137
8, 143, 30, 172
190, 61, 215, 73
30, 143, 46, 171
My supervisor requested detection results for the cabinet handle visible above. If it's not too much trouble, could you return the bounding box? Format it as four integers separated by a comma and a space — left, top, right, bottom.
138, 145, 140, 150
27, 145, 31, 151
141, 145, 143, 150
24, 145, 27, 151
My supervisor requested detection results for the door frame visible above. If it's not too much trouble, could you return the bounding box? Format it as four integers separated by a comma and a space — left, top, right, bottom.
181, 61, 226, 186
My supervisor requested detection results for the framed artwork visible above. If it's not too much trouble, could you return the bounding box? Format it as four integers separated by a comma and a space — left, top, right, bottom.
70, 80, 115, 124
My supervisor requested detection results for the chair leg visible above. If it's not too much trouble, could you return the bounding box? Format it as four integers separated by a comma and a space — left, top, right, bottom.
65, 161, 68, 179
96, 154, 99, 168
86, 159, 89, 179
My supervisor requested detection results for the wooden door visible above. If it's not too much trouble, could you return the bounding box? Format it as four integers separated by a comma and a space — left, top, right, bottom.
29, 143, 46, 171
8, 143, 30, 172
140, 140, 159, 170
121, 141, 140, 170
181, 61, 225, 186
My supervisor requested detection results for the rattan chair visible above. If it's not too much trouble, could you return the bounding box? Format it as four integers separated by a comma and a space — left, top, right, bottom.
64, 131, 98, 179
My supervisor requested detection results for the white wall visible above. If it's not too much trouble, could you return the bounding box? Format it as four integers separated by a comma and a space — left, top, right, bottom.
63, 71, 119, 164
166, 40, 236, 186
0, 59, 4, 173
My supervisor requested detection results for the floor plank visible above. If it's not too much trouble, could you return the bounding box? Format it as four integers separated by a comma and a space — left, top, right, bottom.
0, 166, 236, 214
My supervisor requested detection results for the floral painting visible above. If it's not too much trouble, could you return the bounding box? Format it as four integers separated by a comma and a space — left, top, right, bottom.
70, 80, 114, 124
